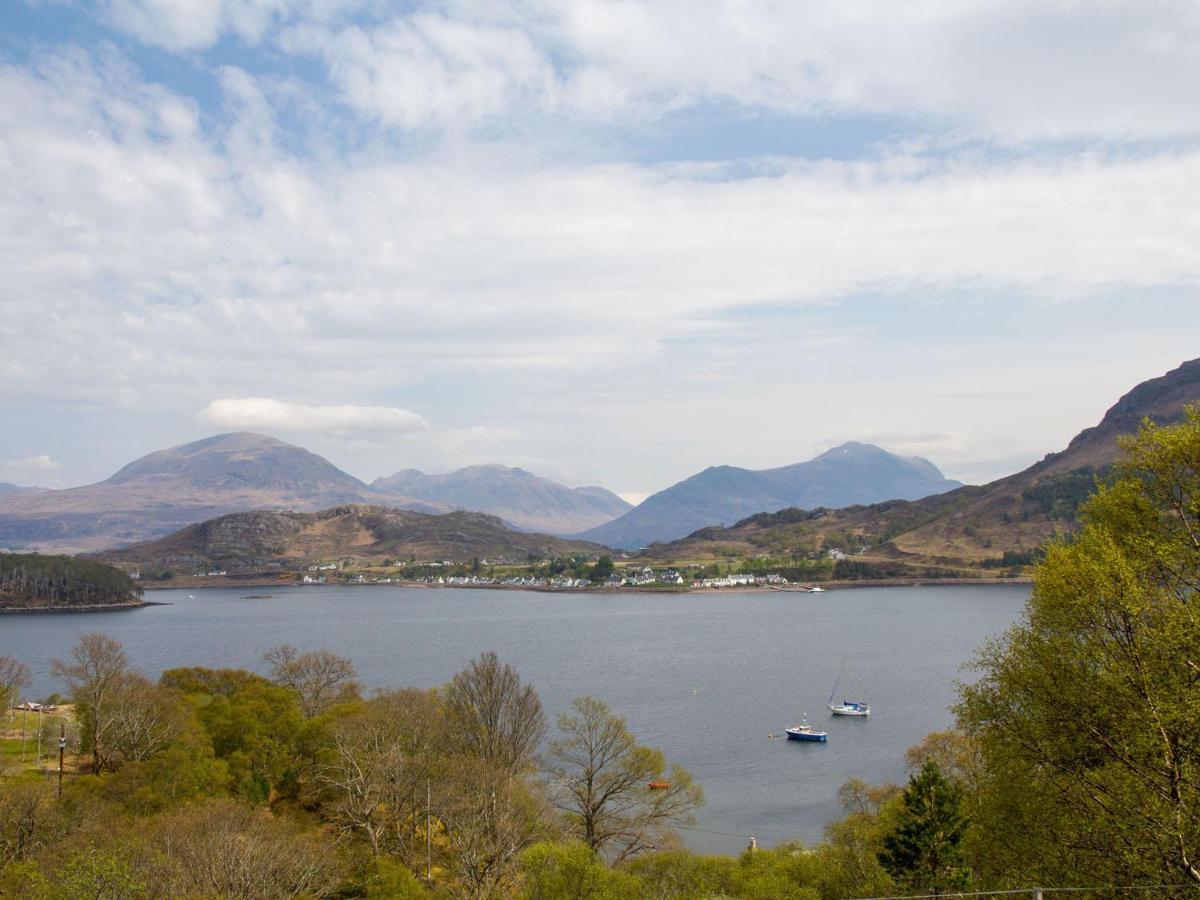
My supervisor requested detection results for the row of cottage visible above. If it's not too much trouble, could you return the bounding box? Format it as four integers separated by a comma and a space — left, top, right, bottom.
298, 568, 791, 589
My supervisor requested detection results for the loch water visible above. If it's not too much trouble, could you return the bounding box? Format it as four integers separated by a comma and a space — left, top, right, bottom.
1, 583, 1027, 853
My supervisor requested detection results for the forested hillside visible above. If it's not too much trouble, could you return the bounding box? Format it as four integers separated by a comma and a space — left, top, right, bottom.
0, 553, 143, 609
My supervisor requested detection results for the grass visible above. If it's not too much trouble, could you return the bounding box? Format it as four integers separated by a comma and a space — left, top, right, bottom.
1, 710, 73, 775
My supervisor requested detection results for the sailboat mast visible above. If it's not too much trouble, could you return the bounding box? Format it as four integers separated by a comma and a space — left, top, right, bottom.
828, 663, 844, 705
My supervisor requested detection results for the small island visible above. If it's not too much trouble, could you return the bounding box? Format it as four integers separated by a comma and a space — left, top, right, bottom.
0, 553, 144, 612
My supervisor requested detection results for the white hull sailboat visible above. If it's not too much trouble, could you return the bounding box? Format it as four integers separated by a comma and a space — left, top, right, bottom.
827, 665, 870, 716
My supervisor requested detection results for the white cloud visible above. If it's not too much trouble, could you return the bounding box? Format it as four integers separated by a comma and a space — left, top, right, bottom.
261, 1, 1200, 141
198, 397, 431, 434
3, 23, 1200, 492
100, 0, 308, 51
91, 1, 1200, 140
1, 50, 1198, 419
3, 454, 62, 472
284, 14, 559, 130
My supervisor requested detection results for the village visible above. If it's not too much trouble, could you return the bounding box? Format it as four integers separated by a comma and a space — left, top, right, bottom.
298, 564, 793, 591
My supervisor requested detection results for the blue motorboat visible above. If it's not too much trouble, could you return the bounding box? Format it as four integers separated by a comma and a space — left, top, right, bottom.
785, 716, 827, 742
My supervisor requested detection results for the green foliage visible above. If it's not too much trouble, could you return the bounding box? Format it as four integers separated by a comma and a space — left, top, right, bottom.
182, 670, 310, 801
625, 850, 734, 898
21, 848, 147, 900
590, 556, 615, 580
1020, 466, 1102, 519
160, 666, 273, 696
726, 847, 822, 900
520, 841, 642, 899
958, 407, 1200, 887
365, 858, 432, 898
0, 554, 141, 609
878, 761, 968, 893
979, 547, 1041, 568
97, 741, 228, 815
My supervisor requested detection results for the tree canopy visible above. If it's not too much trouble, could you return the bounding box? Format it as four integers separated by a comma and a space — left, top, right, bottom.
959, 408, 1200, 887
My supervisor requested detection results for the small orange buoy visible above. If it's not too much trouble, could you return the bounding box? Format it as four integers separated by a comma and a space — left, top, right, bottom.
647, 780, 670, 790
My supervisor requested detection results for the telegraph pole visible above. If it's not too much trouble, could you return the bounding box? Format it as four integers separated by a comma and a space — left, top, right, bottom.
426, 778, 432, 881
57, 725, 65, 800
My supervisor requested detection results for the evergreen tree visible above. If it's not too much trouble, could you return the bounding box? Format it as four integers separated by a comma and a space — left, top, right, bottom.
878, 760, 968, 894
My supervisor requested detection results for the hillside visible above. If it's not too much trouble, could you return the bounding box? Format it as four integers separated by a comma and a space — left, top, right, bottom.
579, 442, 962, 548
0, 553, 143, 610
371, 464, 630, 534
98, 504, 606, 575
652, 358, 1200, 574
0, 433, 441, 554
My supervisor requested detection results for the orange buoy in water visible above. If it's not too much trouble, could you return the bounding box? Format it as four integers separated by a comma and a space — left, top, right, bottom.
647, 780, 670, 790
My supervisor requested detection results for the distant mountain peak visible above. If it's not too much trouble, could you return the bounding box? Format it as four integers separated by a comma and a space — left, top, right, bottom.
371, 464, 630, 535
0, 432, 447, 553
578, 444, 960, 548
106, 431, 362, 489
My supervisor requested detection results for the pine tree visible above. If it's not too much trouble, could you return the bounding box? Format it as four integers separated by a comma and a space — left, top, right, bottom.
878, 760, 969, 894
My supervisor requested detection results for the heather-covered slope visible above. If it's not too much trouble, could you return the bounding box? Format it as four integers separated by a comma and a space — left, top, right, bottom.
98, 504, 605, 574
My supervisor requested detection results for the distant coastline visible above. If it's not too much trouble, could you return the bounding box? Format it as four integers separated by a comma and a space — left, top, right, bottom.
139, 576, 1031, 595
0, 600, 168, 614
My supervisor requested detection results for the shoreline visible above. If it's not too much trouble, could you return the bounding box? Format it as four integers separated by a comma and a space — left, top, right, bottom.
0, 579, 1031, 612
0, 600, 169, 615
140, 575, 1031, 594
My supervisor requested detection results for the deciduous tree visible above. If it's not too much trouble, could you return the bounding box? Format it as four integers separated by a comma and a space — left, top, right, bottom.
445, 652, 545, 773
0, 656, 30, 712
50, 633, 129, 774
436, 758, 551, 899
547, 696, 702, 862
319, 689, 444, 857
959, 408, 1200, 885
264, 644, 360, 717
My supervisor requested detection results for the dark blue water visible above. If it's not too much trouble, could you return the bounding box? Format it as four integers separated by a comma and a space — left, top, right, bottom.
0, 584, 1027, 853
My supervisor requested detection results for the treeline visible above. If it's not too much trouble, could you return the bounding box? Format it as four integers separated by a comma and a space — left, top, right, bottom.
0, 634, 947, 899
0, 554, 142, 609
5, 630, 979, 899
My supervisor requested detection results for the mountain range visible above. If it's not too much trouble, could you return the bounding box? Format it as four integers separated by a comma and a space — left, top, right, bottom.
652, 357, 1200, 574
0, 433, 442, 553
577, 442, 963, 548
8, 357, 1196, 562
0, 433, 633, 554
371, 465, 630, 534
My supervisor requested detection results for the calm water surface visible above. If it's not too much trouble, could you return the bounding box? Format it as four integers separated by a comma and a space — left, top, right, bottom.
0, 583, 1027, 853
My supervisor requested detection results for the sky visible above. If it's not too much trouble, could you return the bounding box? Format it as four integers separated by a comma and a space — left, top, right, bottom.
1, 1, 1198, 501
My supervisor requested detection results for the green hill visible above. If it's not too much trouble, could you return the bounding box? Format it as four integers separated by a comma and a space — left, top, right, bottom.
98, 504, 607, 576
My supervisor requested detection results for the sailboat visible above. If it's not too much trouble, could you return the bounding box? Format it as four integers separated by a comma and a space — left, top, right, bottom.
827, 664, 870, 716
